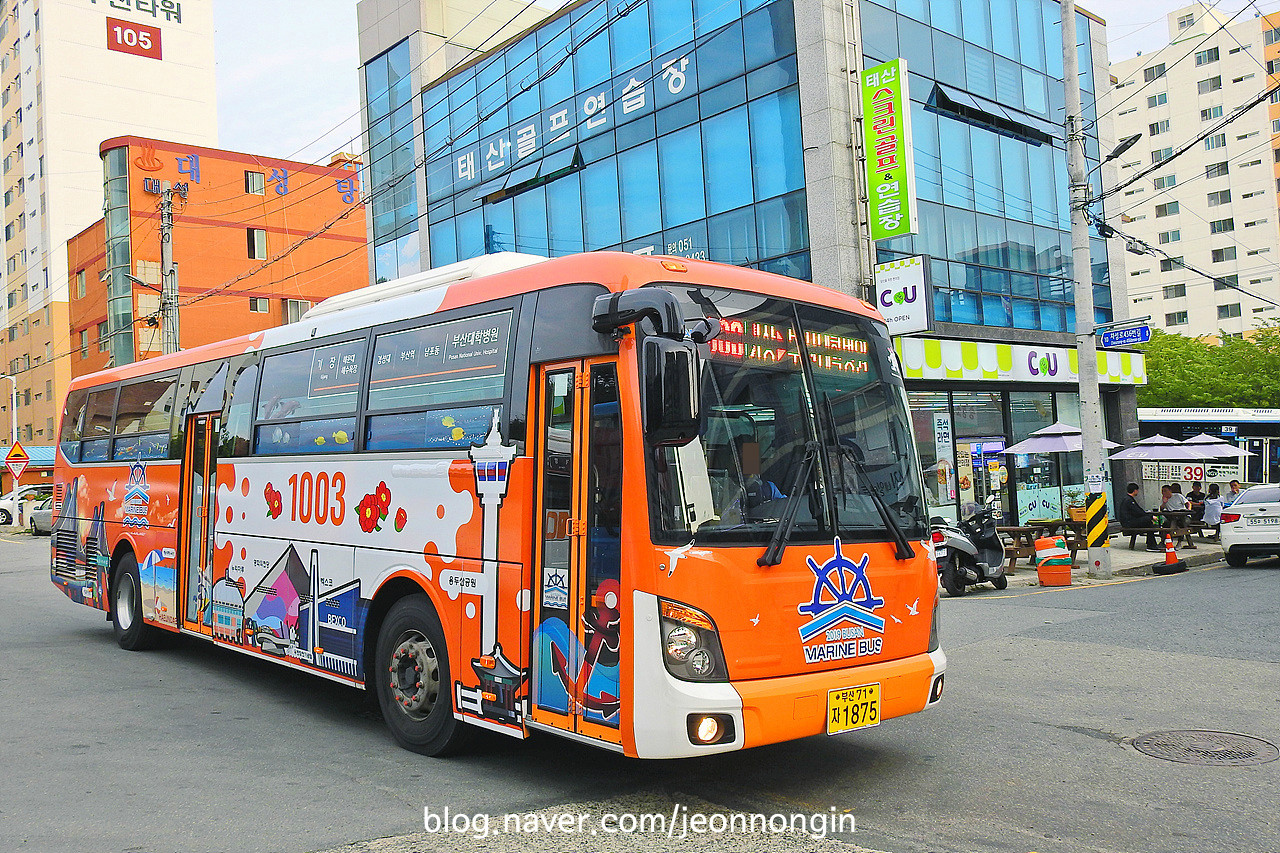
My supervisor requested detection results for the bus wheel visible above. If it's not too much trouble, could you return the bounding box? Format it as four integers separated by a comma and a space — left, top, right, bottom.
375, 595, 473, 756
112, 552, 161, 651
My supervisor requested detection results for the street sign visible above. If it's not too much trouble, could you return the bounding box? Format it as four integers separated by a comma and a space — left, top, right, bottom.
1099, 324, 1150, 348
5, 441, 29, 482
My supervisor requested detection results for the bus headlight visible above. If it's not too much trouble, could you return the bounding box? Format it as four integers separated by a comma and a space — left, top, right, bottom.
659, 599, 727, 682
664, 625, 698, 661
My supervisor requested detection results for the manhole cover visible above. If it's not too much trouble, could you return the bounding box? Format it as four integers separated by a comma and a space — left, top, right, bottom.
1132, 731, 1279, 766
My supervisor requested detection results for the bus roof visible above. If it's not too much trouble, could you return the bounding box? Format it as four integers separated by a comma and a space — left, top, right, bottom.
68, 252, 881, 391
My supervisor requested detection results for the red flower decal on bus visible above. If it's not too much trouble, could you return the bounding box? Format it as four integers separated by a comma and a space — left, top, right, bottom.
358, 493, 381, 533
395, 507, 407, 532
264, 483, 283, 519
375, 481, 392, 514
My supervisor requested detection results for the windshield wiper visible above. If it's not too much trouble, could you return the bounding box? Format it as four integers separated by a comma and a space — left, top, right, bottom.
758, 441, 819, 567
821, 395, 915, 561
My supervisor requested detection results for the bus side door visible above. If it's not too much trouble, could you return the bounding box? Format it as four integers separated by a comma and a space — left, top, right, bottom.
179, 413, 219, 636
528, 359, 624, 746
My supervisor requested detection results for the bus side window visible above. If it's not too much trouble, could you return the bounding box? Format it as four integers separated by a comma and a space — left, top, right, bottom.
59, 389, 89, 464
113, 375, 179, 461
220, 357, 259, 458
80, 388, 118, 463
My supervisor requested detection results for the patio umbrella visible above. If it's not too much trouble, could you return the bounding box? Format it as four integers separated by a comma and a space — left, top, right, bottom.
1183, 432, 1255, 458
1109, 435, 1217, 461
1003, 422, 1121, 455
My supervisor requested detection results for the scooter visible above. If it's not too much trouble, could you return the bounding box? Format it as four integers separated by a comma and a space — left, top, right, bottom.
930, 506, 1008, 596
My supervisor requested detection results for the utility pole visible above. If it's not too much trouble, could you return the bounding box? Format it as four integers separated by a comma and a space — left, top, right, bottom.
158, 182, 181, 355
1063, 0, 1111, 580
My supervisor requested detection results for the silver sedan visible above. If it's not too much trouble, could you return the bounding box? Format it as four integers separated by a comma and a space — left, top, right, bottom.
28, 498, 54, 536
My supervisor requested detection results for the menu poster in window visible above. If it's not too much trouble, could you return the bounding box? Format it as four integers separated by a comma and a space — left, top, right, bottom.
308, 340, 367, 399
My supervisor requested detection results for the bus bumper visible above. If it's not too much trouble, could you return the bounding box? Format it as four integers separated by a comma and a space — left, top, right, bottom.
733, 648, 946, 750
631, 590, 945, 758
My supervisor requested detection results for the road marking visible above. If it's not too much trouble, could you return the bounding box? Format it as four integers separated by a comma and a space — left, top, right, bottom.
975, 565, 1219, 600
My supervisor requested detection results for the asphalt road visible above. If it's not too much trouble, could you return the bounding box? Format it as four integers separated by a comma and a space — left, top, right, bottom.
2, 531, 1277, 853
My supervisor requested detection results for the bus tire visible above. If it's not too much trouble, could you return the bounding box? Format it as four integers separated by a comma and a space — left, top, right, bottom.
112, 552, 162, 651
375, 594, 473, 756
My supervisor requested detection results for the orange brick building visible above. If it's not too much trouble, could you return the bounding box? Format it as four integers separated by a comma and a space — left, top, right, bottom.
69, 137, 368, 377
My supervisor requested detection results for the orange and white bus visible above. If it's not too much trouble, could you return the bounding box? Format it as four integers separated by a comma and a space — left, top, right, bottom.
51, 252, 944, 758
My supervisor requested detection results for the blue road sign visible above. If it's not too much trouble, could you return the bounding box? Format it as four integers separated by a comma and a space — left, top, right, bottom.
1099, 325, 1150, 348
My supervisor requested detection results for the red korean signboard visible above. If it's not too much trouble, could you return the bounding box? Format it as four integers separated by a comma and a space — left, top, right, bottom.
106, 17, 162, 61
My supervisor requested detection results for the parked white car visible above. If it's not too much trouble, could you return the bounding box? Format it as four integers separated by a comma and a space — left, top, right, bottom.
1219, 484, 1280, 567
0, 485, 52, 526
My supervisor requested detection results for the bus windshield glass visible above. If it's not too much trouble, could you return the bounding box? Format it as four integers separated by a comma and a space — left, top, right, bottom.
648, 287, 925, 545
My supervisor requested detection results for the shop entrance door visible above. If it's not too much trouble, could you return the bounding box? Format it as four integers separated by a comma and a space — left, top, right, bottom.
955, 437, 1009, 520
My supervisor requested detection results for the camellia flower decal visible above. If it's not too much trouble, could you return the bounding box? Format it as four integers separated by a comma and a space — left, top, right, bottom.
358, 481, 395, 533
264, 483, 283, 519
395, 507, 407, 532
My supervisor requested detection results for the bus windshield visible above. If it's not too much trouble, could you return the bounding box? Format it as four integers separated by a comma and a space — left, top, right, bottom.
648, 287, 925, 545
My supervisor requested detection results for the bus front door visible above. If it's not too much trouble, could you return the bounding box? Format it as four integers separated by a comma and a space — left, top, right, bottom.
528, 359, 624, 746
179, 414, 220, 637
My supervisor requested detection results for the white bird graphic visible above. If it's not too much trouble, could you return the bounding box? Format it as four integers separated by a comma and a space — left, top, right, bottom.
906, 597, 919, 616
664, 541, 695, 577
749, 614, 760, 626
890, 614, 902, 624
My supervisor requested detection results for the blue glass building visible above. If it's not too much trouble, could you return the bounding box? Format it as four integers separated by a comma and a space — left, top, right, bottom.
357, 0, 1143, 523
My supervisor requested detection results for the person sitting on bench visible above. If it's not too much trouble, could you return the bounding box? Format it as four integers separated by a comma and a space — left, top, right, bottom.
1118, 482, 1161, 551
1201, 483, 1224, 540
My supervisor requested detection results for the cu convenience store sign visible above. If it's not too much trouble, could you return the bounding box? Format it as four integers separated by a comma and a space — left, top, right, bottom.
861, 58, 918, 242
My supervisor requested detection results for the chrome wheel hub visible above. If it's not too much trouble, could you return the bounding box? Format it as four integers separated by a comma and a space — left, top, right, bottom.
389, 631, 440, 718
116, 573, 135, 630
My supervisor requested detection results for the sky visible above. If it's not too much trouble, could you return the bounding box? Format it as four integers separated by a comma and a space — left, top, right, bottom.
213, 0, 364, 163
211, 0, 1280, 164
1104, 0, 1280, 62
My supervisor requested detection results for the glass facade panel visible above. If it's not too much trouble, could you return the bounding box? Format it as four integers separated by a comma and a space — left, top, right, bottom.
704, 105, 754, 213
619, 142, 661, 239
547, 172, 585, 255
749, 88, 803, 199
365, 39, 420, 279
658, 123, 705, 226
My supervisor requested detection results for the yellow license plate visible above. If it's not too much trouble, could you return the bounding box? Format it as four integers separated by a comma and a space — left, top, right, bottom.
827, 683, 881, 735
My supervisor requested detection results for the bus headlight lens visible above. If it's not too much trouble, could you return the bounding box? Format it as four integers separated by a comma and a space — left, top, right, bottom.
659, 599, 727, 682
665, 625, 698, 661
688, 648, 713, 677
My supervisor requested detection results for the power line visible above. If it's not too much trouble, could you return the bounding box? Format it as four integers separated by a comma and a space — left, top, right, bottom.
1092, 213, 1280, 310
1097, 78, 1280, 203
1093, 1, 1250, 129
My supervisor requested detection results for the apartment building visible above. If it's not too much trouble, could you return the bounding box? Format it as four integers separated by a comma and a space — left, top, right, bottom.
1111, 3, 1280, 339
0, 0, 216, 449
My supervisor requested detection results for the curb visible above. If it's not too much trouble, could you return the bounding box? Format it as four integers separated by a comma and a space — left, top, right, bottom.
1112, 547, 1223, 577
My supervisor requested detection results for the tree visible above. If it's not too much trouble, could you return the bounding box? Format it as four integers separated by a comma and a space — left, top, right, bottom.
1137, 323, 1280, 407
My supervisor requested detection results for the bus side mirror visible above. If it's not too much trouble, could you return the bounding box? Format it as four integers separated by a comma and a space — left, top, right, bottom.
643, 338, 701, 446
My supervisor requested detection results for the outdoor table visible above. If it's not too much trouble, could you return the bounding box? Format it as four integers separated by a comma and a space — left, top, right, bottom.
1153, 508, 1197, 549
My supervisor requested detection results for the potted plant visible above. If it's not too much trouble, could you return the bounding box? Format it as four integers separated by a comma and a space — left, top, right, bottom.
1063, 488, 1087, 522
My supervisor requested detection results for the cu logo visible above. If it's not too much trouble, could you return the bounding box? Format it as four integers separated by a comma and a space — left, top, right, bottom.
879, 285, 918, 308
1027, 351, 1058, 377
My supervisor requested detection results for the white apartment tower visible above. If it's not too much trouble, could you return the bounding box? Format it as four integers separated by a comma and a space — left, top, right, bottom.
1111, 4, 1280, 340
0, 0, 216, 449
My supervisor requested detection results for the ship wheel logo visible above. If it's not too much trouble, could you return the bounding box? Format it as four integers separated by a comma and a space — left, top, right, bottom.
797, 538, 885, 642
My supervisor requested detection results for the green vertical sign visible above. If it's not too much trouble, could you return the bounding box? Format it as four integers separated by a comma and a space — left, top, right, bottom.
861, 58, 918, 242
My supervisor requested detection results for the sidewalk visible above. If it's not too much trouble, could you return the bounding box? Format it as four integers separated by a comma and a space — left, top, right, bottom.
1003, 531, 1222, 588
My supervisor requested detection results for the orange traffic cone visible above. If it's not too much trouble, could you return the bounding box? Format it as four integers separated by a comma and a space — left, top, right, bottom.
1154, 532, 1188, 575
